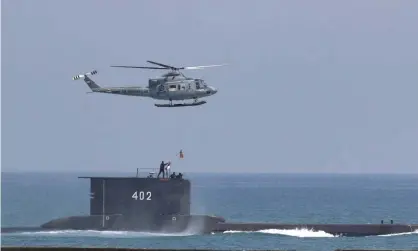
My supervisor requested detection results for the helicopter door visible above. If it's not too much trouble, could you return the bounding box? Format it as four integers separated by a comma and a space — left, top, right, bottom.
157, 80, 166, 93
168, 84, 177, 92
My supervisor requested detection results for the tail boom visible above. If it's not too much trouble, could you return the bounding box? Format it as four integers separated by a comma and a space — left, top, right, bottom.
72, 69, 151, 97
72, 70, 100, 90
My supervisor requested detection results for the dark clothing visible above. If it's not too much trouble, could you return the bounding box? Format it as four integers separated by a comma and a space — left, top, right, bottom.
157, 161, 166, 178
158, 169, 165, 178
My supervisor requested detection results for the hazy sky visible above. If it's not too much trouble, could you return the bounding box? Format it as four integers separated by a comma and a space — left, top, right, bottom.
2, 0, 418, 174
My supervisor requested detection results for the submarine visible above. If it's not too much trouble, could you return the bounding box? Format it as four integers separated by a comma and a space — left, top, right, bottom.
2, 170, 417, 237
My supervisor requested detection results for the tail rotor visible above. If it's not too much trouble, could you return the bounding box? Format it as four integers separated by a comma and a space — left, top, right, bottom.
72, 70, 98, 80
72, 70, 100, 90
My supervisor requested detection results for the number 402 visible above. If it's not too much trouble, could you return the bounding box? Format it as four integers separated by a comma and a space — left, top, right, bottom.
132, 191, 151, 200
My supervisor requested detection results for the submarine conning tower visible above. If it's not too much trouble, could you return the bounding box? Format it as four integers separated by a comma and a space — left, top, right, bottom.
81, 174, 191, 219
40, 169, 225, 233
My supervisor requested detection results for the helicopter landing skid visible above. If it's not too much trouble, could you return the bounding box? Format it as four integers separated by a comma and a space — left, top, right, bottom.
154, 100, 207, 108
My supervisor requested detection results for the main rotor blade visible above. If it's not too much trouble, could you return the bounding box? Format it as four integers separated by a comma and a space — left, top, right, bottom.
110, 62, 227, 71
110, 65, 167, 69
146, 60, 177, 69
182, 64, 227, 70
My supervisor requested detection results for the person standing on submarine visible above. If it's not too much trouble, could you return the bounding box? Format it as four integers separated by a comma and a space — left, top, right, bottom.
157, 161, 168, 178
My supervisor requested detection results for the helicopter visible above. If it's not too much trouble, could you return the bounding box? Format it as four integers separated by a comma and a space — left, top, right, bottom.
72, 60, 224, 107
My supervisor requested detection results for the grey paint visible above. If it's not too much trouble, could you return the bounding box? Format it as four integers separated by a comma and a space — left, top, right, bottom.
72, 69, 217, 105
35, 176, 224, 233
2, 0, 418, 174
1, 175, 416, 236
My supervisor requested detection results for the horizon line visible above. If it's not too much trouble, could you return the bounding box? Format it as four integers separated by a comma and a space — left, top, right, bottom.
1, 170, 418, 176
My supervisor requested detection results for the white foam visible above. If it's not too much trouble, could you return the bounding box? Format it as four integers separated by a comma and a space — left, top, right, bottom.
258, 228, 336, 238
223, 230, 252, 233
223, 228, 418, 238
377, 229, 418, 237
223, 228, 337, 238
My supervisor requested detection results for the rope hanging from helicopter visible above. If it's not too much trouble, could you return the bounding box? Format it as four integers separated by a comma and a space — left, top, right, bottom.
111, 60, 225, 171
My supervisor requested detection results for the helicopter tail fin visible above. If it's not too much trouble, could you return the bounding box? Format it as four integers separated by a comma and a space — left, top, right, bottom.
72, 70, 101, 90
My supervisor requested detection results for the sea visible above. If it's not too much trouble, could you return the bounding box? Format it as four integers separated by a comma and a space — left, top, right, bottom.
1, 172, 418, 251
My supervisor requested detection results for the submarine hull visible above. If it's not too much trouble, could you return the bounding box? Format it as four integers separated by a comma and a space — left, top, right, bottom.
3, 175, 417, 237
213, 222, 418, 237
38, 214, 224, 234
3, 219, 417, 237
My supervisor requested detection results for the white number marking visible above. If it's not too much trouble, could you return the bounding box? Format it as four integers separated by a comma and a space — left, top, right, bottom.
132, 191, 152, 200
132, 191, 138, 200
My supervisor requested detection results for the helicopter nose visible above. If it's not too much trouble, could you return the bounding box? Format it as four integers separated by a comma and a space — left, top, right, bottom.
206, 87, 217, 95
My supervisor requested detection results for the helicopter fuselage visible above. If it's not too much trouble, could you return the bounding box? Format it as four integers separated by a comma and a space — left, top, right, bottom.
90, 78, 217, 102
75, 60, 221, 106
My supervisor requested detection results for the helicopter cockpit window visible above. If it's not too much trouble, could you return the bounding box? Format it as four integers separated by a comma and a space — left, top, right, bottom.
195, 79, 206, 89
